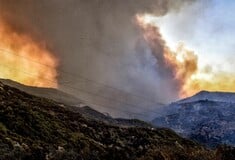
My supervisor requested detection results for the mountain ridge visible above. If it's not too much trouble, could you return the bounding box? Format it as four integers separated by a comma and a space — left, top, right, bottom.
0, 81, 220, 159
152, 91, 235, 148
0, 78, 82, 106
0, 79, 153, 128
177, 90, 235, 104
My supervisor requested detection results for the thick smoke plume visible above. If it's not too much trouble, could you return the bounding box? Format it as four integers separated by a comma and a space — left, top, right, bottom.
0, 0, 198, 119
137, 12, 235, 98
136, 15, 198, 97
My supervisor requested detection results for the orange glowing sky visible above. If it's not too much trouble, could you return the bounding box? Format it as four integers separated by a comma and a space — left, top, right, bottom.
0, 0, 235, 100
0, 20, 58, 88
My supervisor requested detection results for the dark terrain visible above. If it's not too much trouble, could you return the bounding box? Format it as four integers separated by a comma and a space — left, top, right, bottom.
0, 83, 217, 160
152, 91, 235, 148
0, 82, 234, 159
0, 79, 153, 128
0, 79, 82, 106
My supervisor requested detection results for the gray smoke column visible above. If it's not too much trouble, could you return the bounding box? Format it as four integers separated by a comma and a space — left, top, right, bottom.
0, 0, 198, 119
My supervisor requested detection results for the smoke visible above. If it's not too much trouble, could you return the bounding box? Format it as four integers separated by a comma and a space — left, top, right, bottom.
183, 68, 235, 97
136, 15, 198, 97
136, 10, 235, 99
0, 18, 58, 88
0, 0, 198, 119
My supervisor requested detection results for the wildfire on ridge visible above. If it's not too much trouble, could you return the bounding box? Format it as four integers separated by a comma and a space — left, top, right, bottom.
0, 20, 58, 88
136, 14, 235, 98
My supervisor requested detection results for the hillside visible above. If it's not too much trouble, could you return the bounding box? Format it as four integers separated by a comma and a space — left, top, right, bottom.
0, 82, 219, 160
152, 91, 235, 148
0, 79, 152, 128
74, 106, 152, 128
0, 79, 82, 106
178, 91, 235, 104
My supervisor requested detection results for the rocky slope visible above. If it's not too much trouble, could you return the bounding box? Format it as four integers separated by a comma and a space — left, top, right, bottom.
0, 82, 218, 160
152, 91, 235, 148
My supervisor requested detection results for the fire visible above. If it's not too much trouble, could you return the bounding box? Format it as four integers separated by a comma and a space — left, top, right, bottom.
136, 14, 235, 98
0, 20, 58, 88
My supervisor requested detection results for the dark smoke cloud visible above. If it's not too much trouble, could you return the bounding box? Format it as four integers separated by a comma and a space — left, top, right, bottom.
0, 0, 198, 119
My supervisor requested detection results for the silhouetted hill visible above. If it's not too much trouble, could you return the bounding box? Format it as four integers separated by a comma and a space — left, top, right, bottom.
69, 105, 152, 128
0, 79, 81, 106
0, 82, 218, 160
0, 79, 152, 128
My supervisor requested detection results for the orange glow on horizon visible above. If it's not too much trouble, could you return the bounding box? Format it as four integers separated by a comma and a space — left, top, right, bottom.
0, 20, 58, 88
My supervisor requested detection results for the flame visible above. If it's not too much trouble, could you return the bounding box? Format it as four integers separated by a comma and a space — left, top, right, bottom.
0, 20, 58, 88
136, 14, 235, 98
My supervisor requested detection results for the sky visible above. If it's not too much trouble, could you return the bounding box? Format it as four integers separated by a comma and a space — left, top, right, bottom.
156, 0, 235, 72
0, 0, 235, 119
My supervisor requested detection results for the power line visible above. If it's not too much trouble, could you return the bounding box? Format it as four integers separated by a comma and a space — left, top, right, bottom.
0, 47, 165, 106
0, 61, 154, 110
0, 62, 163, 117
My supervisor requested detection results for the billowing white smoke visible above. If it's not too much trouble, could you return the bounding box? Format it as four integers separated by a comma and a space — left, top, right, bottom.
0, 0, 201, 119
